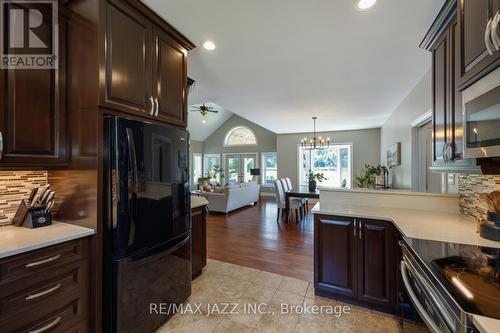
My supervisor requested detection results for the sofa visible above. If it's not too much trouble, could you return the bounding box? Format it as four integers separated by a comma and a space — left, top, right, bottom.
203, 182, 260, 213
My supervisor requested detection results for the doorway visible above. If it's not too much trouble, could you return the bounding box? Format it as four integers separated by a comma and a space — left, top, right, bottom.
225, 153, 257, 184
416, 121, 442, 193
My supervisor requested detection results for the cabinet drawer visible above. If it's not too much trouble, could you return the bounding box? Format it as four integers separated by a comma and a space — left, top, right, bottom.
0, 296, 86, 333
0, 260, 88, 317
0, 239, 88, 284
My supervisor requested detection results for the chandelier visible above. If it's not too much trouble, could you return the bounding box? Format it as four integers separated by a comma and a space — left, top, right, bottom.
300, 117, 330, 150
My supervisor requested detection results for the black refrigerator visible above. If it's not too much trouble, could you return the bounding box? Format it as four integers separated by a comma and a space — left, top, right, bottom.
103, 116, 191, 333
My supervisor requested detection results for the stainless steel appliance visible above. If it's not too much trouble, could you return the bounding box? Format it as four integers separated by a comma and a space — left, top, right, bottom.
463, 66, 500, 158
103, 116, 191, 333
401, 238, 500, 333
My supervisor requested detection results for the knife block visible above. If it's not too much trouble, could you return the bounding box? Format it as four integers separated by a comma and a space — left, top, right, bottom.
12, 200, 52, 228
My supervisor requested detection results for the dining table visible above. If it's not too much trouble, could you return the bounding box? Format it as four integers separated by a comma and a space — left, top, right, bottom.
285, 185, 320, 221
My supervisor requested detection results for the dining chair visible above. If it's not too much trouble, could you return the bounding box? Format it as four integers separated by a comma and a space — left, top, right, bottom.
274, 180, 303, 224
282, 178, 307, 216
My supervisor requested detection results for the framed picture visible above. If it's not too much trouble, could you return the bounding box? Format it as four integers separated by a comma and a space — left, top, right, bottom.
387, 142, 401, 166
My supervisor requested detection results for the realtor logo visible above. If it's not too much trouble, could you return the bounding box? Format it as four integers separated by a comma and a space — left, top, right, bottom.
0, 0, 58, 69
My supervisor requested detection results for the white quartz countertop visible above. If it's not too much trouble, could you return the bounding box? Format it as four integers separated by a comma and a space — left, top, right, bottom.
474, 315, 500, 333
312, 202, 500, 249
0, 222, 95, 259
319, 187, 458, 198
191, 195, 208, 209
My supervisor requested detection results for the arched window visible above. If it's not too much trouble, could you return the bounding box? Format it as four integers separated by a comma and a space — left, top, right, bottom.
224, 126, 258, 146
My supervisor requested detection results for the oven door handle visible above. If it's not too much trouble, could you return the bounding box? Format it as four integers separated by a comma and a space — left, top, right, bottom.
401, 260, 442, 333
408, 260, 455, 329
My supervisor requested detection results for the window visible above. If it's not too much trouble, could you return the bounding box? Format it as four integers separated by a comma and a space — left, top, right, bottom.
192, 153, 202, 185
203, 154, 221, 184
261, 152, 277, 187
299, 144, 352, 188
224, 126, 257, 146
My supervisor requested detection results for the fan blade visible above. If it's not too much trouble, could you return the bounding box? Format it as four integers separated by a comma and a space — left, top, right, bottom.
207, 110, 219, 113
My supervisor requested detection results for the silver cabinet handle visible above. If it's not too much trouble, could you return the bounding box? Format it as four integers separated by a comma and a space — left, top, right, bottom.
154, 98, 159, 117
359, 220, 362, 240
28, 316, 61, 333
0, 131, 3, 160
492, 11, 500, 50
25, 254, 61, 268
25, 283, 61, 300
353, 219, 357, 238
485, 18, 495, 55
149, 96, 155, 115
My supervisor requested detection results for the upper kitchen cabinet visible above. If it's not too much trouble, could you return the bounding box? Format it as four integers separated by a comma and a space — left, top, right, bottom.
0, 3, 68, 168
152, 29, 188, 127
457, 0, 500, 89
101, 0, 193, 128
421, 0, 480, 172
102, 0, 152, 116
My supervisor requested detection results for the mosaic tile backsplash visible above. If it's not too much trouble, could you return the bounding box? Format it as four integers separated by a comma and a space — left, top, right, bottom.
0, 171, 48, 225
458, 174, 500, 220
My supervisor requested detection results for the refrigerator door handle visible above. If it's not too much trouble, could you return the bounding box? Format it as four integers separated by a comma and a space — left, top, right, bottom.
125, 128, 139, 194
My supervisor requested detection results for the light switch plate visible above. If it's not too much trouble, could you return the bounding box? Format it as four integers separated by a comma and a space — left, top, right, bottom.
447, 174, 455, 185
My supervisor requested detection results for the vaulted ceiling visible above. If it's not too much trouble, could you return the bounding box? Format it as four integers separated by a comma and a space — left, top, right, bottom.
144, 0, 445, 134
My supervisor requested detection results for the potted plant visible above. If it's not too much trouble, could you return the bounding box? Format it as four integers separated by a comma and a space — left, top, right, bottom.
354, 164, 389, 188
308, 170, 326, 191
208, 165, 225, 186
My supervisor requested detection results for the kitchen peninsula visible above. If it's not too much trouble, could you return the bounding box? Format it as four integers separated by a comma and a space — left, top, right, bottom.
312, 188, 500, 333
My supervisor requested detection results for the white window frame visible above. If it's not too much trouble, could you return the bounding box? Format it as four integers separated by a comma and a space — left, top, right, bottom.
297, 143, 353, 189
192, 153, 202, 185
203, 153, 222, 180
223, 126, 258, 147
261, 152, 277, 187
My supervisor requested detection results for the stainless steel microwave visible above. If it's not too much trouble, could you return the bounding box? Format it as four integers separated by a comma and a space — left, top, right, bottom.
463, 66, 500, 158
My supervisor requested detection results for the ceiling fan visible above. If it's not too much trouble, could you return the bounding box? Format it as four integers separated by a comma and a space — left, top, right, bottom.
189, 103, 219, 116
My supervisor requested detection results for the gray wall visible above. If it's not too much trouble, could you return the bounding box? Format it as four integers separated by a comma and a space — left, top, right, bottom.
380, 71, 431, 189
277, 128, 381, 187
190, 140, 203, 154
203, 114, 277, 154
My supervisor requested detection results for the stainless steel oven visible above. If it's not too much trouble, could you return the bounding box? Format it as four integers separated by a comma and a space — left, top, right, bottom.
463, 66, 500, 159
400, 240, 476, 333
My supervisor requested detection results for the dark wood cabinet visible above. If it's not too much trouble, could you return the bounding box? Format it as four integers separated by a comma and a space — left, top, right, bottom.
152, 29, 188, 127
357, 219, 395, 307
0, 238, 90, 332
192, 204, 207, 279
314, 215, 357, 298
314, 214, 397, 312
102, 0, 192, 127
457, 0, 500, 89
103, 0, 152, 116
0, 8, 68, 167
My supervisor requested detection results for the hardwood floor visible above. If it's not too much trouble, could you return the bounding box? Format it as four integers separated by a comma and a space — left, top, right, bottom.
206, 197, 314, 281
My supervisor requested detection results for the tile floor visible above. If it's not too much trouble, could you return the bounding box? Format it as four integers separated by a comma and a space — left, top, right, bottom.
157, 259, 429, 333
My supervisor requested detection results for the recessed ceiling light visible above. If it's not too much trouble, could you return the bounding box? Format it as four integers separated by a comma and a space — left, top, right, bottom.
357, 0, 376, 10
202, 120, 206, 124
202, 40, 216, 50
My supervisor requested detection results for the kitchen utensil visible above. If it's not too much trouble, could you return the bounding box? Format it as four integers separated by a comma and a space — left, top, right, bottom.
479, 193, 497, 212
45, 201, 54, 213
33, 184, 50, 206
43, 191, 55, 207
27, 187, 38, 202
39, 190, 51, 206
490, 191, 500, 212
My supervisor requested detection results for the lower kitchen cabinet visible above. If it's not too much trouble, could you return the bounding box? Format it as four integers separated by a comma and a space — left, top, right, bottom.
0, 238, 90, 333
314, 214, 397, 312
191, 204, 207, 279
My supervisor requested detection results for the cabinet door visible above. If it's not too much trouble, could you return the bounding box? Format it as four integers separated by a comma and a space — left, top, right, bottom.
457, 0, 500, 88
314, 215, 357, 298
432, 29, 449, 165
103, 0, 152, 116
191, 206, 207, 279
357, 219, 396, 308
0, 12, 67, 167
451, 17, 464, 159
152, 29, 188, 127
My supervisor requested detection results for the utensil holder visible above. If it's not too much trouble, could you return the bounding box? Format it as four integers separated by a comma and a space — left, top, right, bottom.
12, 200, 52, 228
487, 211, 500, 224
